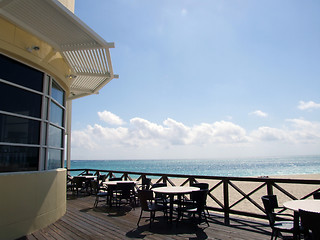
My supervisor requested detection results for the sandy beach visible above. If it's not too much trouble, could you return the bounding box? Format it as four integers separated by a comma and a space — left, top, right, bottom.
164, 173, 320, 217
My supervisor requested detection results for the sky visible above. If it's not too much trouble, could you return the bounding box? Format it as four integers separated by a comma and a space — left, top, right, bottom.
70, 0, 320, 160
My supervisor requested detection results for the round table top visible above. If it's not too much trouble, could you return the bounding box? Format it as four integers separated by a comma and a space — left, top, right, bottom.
103, 180, 136, 185
283, 199, 320, 213
152, 186, 200, 194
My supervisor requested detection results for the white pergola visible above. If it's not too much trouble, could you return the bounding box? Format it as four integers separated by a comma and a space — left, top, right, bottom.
0, 0, 118, 167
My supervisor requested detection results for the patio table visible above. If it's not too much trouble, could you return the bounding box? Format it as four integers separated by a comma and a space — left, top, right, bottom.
283, 199, 320, 240
152, 186, 200, 223
103, 181, 136, 207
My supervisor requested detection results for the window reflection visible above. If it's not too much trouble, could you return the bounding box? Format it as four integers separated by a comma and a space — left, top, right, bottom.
50, 102, 64, 127
0, 114, 40, 144
0, 54, 43, 92
48, 149, 62, 170
52, 81, 64, 105
0, 145, 38, 172
0, 82, 42, 118
48, 125, 63, 148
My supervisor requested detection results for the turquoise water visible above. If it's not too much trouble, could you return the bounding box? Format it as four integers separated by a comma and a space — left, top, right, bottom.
67, 155, 320, 177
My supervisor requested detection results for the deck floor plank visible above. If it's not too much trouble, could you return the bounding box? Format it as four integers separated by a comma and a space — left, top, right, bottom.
26, 195, 272, 240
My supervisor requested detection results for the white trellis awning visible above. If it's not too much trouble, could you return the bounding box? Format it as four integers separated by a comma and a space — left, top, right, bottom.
0, 0, 118, 100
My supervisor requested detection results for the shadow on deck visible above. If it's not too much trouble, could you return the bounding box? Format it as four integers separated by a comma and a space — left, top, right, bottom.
24, 194, 272, 240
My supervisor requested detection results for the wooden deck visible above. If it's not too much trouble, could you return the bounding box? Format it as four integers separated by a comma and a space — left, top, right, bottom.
22, 193, 275, 240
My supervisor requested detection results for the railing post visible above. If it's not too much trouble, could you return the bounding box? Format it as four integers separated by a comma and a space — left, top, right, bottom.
267, 180, 273, 196
124, 173, 128, 180
223, 179, 230, 225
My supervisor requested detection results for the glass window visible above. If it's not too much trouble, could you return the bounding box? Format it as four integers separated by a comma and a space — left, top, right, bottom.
0, 54, 43, 92
0, 145, 39, 172
48, 125, 63, 148
0, 54, 65, 172
0, 114, 40, 144
52, 81, 64, 105
0, 82, 42, 118
47, 149, 62, 170
50, 102, 64, 127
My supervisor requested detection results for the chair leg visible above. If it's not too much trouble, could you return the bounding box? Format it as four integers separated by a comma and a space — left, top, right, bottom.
202, 211, 209, 226
137, 209, 143, 226
270, 229, 275, 240
149, 211, 154, 228
94, 196, 98, 208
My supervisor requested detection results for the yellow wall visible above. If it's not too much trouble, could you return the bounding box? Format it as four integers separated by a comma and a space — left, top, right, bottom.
0, 169, 67, 240
0, 17, 71, 94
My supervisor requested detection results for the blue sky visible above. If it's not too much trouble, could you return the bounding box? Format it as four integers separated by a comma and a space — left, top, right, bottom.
71, 0, 320, 160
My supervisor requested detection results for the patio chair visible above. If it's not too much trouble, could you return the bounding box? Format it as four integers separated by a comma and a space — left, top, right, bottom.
187, 183, 210, 216
139, 177, 152, 190
263, 195, 286, 212
67, 174, 74, 192
261, 195, 295, 240
91, 180, 109, 208
176, 189, 209, 226
299, 209, 320, 240
137, 190, 168, 228
313, 191, 320, 200
114, 182, 136, 209
98, 174, 107, 183
72, 176, 86, 197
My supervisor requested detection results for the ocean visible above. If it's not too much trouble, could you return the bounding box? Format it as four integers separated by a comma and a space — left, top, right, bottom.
67, 155, 320, 178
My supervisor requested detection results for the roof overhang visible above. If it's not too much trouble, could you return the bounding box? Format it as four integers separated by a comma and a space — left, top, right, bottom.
0, 0, 118, 100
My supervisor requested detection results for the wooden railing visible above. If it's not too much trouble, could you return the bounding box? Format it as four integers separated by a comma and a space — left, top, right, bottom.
67, 168, 320, 225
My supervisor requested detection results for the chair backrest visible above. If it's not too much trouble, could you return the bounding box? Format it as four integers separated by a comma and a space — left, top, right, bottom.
261, 195, 279, 211
151, 183, 167, 198
109, 177, 122, 181
190, 190, 208, 211
299, 209, 320, 240
117, 182, 135, 198
261, 196, 276, 226
138, 190, 154, 211
142, 178, 152, 190
313, 192, 320, 200
90, 180, 99, 194
98, 174, 107, 182
191, 183, 209, 190
73, 176, 85, 188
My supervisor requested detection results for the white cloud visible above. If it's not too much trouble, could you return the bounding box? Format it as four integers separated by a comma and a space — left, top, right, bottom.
298, 101, 320, 110
250, 119, 320, 143
251, 127, 289, 141
285, 118, 320, 142
249, 110, 268, 118
71, 110, 320, 159
98, 111, 125, 125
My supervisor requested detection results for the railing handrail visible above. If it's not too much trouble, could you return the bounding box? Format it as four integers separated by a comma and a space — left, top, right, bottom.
67, 168, 320, 184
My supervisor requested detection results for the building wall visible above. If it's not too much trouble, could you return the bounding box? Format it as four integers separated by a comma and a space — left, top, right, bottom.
0, 169, 67, 240
0, 12, 71, 240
